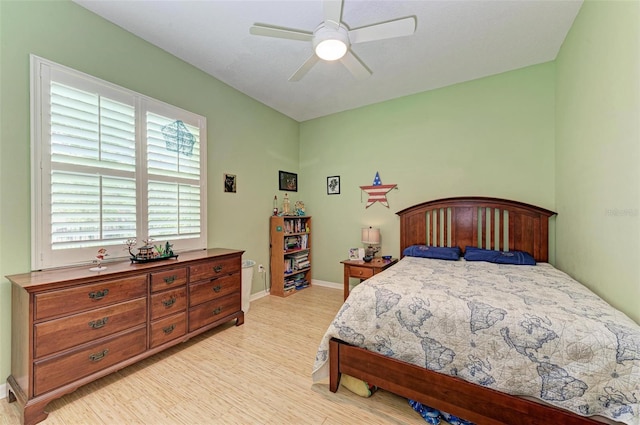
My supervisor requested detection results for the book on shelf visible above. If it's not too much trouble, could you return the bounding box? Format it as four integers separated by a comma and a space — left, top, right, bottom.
284, 272, 309, 290
284, 256, 311, 273
285, 236, 301, 251
284, 218, 309, 234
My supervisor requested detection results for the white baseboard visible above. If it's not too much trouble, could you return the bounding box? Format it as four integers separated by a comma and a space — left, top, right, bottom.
0, 383, 5, 400
249, 280, 341, 301
311, 279, 341, 290
250, 290, 269, 301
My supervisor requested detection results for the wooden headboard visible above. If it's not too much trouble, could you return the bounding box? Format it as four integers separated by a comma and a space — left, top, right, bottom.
396, 197, 556, 262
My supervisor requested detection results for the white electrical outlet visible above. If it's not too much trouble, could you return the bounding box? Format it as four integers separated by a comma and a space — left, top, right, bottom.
258, 264, 264, 272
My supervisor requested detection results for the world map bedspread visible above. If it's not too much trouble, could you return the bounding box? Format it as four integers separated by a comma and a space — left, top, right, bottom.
312, 257, 640, 424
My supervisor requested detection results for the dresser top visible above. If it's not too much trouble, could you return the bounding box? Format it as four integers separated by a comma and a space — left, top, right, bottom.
6, 248, 244, 290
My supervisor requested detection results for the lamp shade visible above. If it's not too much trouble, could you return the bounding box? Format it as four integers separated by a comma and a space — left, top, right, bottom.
361, 227, 381, 245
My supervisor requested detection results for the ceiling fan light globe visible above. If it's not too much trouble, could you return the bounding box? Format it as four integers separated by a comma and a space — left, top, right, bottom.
315, 39, 347, 61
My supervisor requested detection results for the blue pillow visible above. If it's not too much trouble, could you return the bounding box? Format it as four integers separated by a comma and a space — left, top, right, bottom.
403, 245, 461, 261
464, 246, 536, 265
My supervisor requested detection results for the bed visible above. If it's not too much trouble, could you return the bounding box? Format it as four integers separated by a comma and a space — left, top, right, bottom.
313, 197, 640, 425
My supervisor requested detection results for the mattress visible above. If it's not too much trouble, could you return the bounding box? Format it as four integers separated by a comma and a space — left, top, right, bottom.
313, 257, 640, 425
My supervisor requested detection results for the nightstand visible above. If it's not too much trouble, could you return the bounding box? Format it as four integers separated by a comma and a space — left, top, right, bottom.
341, 257, 398, 300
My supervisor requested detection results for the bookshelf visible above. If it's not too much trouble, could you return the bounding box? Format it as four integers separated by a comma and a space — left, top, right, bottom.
270, 216, 311, 297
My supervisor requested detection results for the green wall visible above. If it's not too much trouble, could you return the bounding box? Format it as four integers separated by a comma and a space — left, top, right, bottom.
555, 0, 640, 324
0, 1, 298, 386
300, 63, 556, 285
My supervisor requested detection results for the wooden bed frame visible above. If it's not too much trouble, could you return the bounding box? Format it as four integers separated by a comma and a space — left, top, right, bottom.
329, 197, 604, 425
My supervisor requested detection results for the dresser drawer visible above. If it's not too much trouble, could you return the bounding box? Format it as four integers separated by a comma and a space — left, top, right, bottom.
150, 312, 186, 348
150, 267, 187, 293
189, 257, 240, 282
33, 326, 146, 396
34, 275, 148, 321
150, 287, 187, 320
188, 293, 241, 332
34, 297, 146, 359
349, 266, 374, 279
189, 274, 240, 307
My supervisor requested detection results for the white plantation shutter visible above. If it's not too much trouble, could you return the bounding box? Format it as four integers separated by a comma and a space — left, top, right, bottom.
49, 82, 137, 251
146, 111, 203, 242
50, 83, 136, 170
32, 56, 206, 270
50, 173, 137, 249
147, 113, 200, 178
148, 181, 201, 239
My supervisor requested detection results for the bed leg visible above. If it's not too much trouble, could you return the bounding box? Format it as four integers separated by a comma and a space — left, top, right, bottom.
329, 338, 341, 392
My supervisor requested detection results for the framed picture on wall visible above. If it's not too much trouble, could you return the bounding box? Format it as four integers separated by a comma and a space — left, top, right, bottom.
279, 171, 298, 192
224, 173, 236, 193
327, 176, 340, 195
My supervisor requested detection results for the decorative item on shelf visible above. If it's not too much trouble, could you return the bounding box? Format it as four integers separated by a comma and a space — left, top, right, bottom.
154, 241, 174, 257
89, 248, 109, 272
294, 200, 305, 216
359, 171, 397, 208
283, 193, 291, 215
125, 238, 178, 263
361, 226, 381, 262
273, 195, 278, 216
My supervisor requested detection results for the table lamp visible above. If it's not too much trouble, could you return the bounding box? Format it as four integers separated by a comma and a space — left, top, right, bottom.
361, 226, 381, 260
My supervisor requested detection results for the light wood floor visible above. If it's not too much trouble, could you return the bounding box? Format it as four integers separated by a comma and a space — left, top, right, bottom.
1, 286, 424, 425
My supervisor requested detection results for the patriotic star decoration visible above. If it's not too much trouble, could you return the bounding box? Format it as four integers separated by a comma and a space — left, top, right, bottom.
360, 172, 397, 208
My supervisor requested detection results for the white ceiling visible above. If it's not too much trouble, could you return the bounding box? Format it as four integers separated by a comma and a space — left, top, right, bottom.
73, 0, 582, 122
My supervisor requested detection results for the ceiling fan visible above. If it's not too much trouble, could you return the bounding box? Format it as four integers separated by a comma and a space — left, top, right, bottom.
249, 0, 416, 81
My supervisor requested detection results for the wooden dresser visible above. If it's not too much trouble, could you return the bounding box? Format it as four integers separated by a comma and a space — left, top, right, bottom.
6, 248, 244, 425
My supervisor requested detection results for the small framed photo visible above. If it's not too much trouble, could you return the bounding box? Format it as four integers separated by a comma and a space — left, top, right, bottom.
327, 176, 340, 195
224, 173, 236, 193
279, 170, 298, 192
348, 248, 360, 260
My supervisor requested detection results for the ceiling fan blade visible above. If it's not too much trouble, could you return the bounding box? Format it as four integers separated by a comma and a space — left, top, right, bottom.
250, 24, 313, 42
289, 54, 320, 82
348, 16, 416, 44
340, 51, 371, 79
323, 0, 343, 29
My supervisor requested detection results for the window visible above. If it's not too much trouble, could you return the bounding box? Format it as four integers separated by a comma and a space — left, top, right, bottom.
31, 56, 207, 270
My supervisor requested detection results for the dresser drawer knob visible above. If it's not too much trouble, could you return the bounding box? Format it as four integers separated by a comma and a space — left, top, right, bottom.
164, 275, 176, 284
212, 307, 222, 315
162, 297, 176, 308
88, 289, 109, 300
212, 284, 222, 293
88, 317, 109, 329
89, 349, 109, 362
163, 324, 176, 334
213, 265, 223, 273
